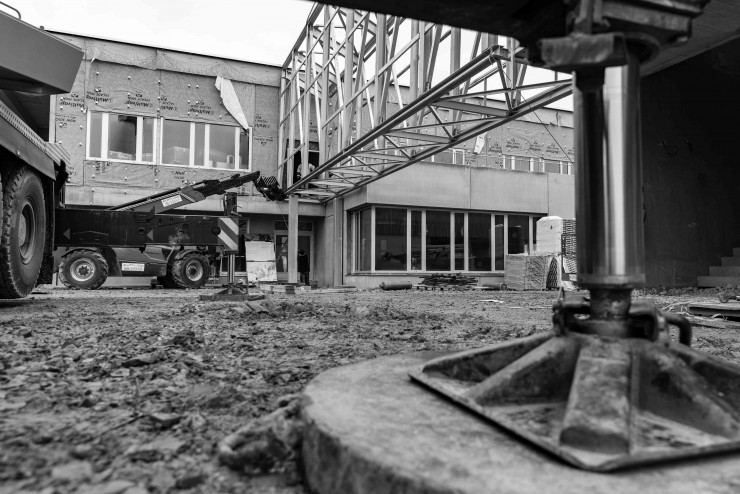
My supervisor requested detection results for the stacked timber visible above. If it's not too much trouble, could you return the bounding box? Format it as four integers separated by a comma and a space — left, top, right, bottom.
504, 255, 558, 291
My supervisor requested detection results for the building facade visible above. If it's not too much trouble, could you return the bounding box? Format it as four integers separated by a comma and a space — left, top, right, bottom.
50, 32, 576, 288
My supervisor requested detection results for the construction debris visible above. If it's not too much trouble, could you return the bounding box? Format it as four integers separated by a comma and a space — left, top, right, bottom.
418, 274, 477, 289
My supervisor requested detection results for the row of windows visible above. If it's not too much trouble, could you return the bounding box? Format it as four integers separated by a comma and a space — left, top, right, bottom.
425, 149, 575, 175
501, 154, 575, 174
347, 207, 544, 273
86, 111, 252, 171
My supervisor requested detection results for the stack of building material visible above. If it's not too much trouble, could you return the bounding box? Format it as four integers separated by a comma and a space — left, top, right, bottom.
535, 216, 577, 290
419, 274, 478, 288
504, 255, 557, 290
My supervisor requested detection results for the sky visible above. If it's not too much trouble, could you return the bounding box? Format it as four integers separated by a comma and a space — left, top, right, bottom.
6, 0, 571, 109
8, 0, 315, 66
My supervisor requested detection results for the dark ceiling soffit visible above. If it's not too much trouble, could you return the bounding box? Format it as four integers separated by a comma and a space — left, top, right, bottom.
316, 0, 566, 45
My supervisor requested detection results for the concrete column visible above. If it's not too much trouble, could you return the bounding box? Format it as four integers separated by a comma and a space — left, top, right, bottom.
333, 197, 344, 287
288, 195, 299, 284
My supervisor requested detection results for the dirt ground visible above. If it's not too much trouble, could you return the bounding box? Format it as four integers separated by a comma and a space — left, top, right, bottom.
1, 285, 739, 494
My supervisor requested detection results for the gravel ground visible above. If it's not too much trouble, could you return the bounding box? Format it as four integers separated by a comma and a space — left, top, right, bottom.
1, 285, 738, 494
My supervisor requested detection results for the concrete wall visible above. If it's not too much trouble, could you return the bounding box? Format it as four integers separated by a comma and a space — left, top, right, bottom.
363, 162, 575, 216
641, 37, 740, 286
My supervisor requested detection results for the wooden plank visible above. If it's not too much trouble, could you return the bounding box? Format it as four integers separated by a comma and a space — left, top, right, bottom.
688, 302, 740, 320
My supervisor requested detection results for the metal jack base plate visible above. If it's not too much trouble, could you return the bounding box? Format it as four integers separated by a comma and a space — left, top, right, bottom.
199, 284, 265, 302
410, 332, 740, 471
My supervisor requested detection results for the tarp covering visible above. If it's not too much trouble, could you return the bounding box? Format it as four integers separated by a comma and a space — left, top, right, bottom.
216, 76, 250, 130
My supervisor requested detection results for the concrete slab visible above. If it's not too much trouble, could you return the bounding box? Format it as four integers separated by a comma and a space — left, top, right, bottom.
302, 353, 740, 494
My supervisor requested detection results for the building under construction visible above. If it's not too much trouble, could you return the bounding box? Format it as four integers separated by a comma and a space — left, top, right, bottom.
48, 18, 577, 289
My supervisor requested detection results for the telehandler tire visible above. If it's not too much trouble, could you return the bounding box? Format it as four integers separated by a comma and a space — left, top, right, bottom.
59, 249, 109, 290
0, 166, 46, 298
171, 252, 210, 289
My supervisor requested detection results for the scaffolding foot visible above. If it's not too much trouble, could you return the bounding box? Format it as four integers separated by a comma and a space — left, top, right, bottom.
199, 284, 266, 302
411, 328, 740, 471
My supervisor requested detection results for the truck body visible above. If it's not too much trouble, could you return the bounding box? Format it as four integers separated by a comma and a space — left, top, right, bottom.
0, 10, 83, 298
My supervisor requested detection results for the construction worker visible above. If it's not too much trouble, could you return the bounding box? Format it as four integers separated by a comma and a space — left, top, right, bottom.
297, 249, 310, 286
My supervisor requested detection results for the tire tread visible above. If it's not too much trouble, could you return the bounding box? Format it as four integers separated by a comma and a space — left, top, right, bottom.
171, 252, 209, 289
0, 166, 44, 298
58, 249, 109, 290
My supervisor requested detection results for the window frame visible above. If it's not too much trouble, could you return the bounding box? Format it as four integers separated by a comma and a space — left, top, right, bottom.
349, 206, 543, 274
86, 111, 157, 164
159, 118, 252, 171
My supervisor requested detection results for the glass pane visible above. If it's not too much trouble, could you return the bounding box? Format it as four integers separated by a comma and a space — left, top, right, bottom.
347, 212, 354, 272
508, 215, 530, 255
375, 208, 407, 271
454, 212, 464, 271
210, 124, 236, 169
435, 150, 453, 164
162, 120, 191, 165
495, 215, 504, 270
275, 235, 288, 273
88, 112, 102, 158
358, 209, 372, 271
239, 129, 250, 170
426, 210, 450, 271
410, 211, 422, 271
194, 123, 206, 166
544, 160, 560, 173
469, 213, 491, 271
514, 156, 529, 171
108, 114, 136, 160
142, 117, 154, 162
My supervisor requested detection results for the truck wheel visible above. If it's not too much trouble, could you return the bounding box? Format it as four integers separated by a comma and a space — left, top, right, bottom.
0, 166, 46, 298
58, 249, 109, 290
171, 252, 210, 289
157, 275, 177, 288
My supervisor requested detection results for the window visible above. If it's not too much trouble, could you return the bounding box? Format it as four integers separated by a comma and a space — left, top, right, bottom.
544, 160, 561, 174
410, 211, 422, 270
508, 215, 530, 255
161, 119, 251, 170
273, 221, 313, 232
87, 111, 156, 163
468, 213, 491, 271
375, 208, 406, 271
426, 210, 450, 271
514, 156, 530, 171
454, 213, 465, 270
495, 215, 505, 270
349, 207, 542, 274
358, 209, 372, 271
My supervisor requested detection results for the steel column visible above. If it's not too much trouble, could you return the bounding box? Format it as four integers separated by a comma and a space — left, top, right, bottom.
574, 54, 644, 290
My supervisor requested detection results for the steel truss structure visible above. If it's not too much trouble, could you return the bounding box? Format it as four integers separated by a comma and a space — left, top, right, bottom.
279, 3, 573, 203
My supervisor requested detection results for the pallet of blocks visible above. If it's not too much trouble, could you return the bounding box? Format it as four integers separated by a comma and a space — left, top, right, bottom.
503, 255, 558, 291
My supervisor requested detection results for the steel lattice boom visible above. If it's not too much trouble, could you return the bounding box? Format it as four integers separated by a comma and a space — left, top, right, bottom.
279, 4, 572, 203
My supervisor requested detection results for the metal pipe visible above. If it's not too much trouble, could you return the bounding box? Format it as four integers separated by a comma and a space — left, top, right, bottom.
574, 53, 645, 290
227, 253, 236, 285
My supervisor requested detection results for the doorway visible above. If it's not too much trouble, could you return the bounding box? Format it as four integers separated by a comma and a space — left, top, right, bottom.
274, 220, 314, 283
